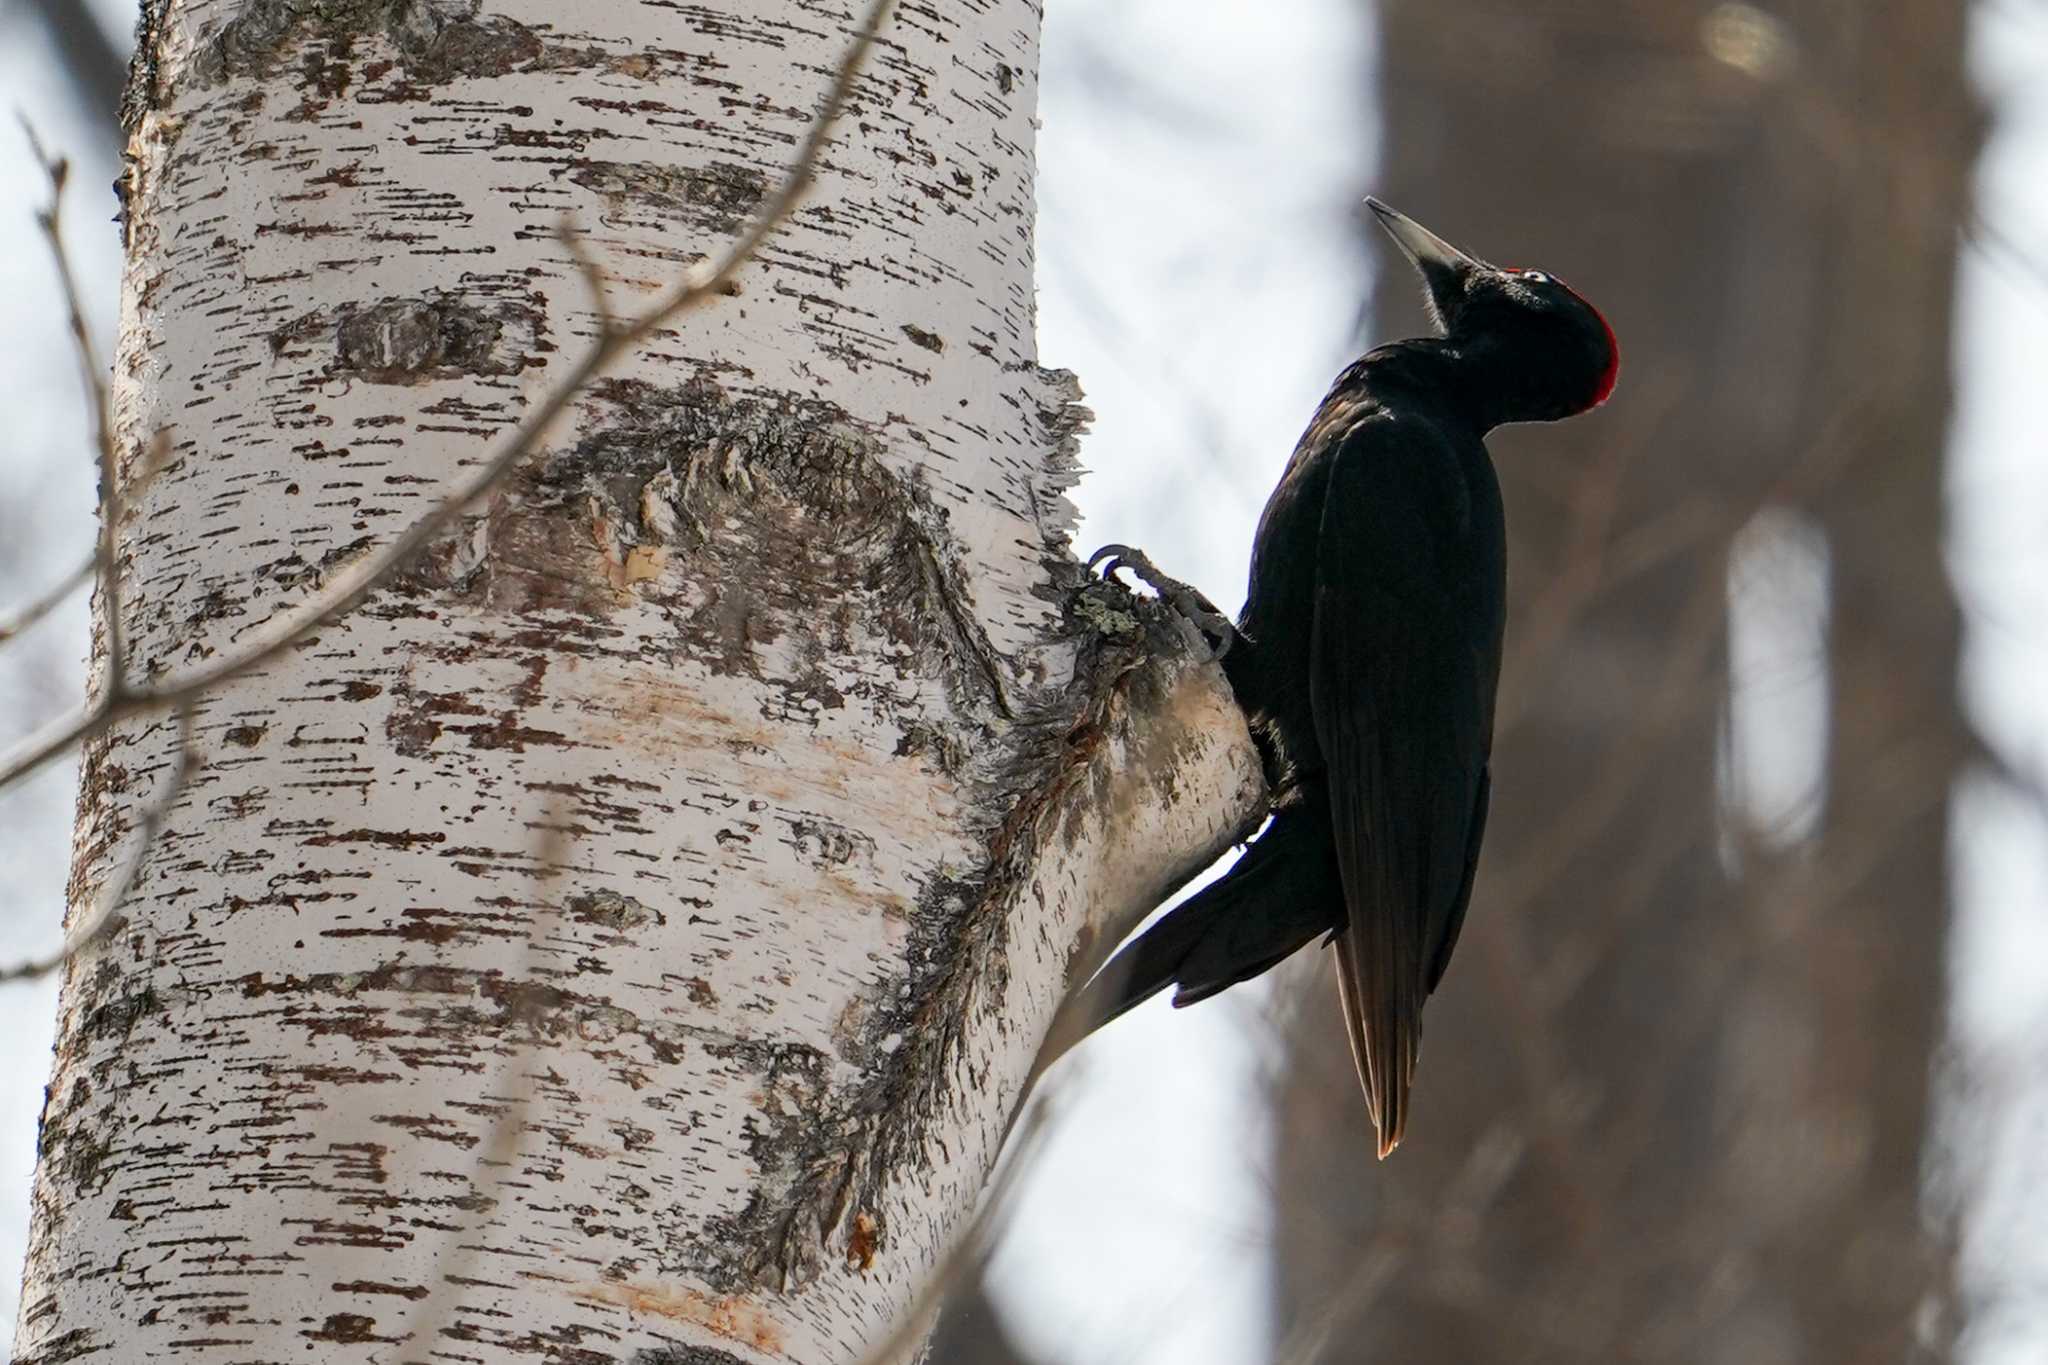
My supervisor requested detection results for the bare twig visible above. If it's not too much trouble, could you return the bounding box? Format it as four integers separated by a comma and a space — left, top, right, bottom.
0, 433, 173, 653
0, 0, 897, 795
1967, 208, 2048, 299
24, 122, 126, 685
555, 218, 613, 320
0, 702, 198, 984
0, 558, 93, 647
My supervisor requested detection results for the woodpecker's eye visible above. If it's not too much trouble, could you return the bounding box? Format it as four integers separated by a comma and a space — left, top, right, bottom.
1521, 270, 1550, 285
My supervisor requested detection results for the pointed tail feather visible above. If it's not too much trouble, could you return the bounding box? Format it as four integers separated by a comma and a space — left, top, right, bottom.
1335, 921, 1419, 1160
1331, 931, 1379, 1134
1316, 713, 1425, 1159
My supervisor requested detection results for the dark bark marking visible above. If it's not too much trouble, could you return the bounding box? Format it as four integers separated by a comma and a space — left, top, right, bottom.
67, 738, 134, 913
630, 1348, 752, 1365
777, 815, 876, 869
53, 1124, 115, 1199
321, 903, 524, 947
372, 1113, 480, 1149
398, 5, 545, 82
232, 963, 709, 1071
77, 983, 165, 1046
567, 889, 661, 935
332, 1279, 430, 1299
385, 681, 485, 757
122, 0, 175, 132
302, 827, 448, 849
272, 1063, 402, 1088
324, 293, 537, 385
569, 161, 769, 236
192, 0, 545, 95
672, 1039, 842, 1294
9, 1326, 106, 1365
304, 1311, 397, 1344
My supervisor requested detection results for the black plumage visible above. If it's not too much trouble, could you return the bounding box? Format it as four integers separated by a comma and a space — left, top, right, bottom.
1068, 200, 1618, 1157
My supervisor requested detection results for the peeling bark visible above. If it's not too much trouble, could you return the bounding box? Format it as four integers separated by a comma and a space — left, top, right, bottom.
15, 3, 1264, 1362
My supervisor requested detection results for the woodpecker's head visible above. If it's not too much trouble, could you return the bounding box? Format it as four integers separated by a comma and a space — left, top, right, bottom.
1366, 197, 1618, 421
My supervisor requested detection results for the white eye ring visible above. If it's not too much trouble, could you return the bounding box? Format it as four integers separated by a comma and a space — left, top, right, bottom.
1521, 270, 1550, 285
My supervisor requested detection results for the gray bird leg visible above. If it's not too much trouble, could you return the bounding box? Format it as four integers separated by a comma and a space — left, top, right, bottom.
1087, 544, 1238, 661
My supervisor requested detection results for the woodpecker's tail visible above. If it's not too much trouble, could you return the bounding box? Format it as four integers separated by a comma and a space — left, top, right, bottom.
1053, 799, 1345, 1049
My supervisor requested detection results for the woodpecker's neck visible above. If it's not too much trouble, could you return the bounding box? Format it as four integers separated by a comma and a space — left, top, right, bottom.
1360, 334, 1592, 431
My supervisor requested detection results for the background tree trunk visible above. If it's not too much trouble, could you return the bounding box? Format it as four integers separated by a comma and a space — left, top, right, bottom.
10, 3, 1263, 1362
1271, 1, 1973, 1359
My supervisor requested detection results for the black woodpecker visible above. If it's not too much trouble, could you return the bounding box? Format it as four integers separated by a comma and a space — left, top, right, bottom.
1070, 199, 1618, 1158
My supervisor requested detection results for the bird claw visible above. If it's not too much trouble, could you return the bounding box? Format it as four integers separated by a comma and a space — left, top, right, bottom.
1086, 543, 1235, 661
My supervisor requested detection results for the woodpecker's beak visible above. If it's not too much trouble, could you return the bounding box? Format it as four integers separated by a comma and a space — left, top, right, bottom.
1366, 197, 1481, 332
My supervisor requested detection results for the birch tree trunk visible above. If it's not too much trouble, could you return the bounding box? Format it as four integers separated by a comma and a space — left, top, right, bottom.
11, 3, 1264, 1362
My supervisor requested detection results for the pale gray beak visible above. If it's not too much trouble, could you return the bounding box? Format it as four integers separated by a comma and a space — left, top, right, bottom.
1366, 197, 1483, 330
1365, 197, 1480, 275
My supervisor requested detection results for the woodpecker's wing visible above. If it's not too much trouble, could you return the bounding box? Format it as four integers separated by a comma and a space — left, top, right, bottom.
1426, 765, 1489, 995
1311, 412, 1495, 1158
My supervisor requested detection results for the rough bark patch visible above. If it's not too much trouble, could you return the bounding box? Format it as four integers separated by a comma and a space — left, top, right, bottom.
570, 161, 769, 236
332, 297, 517, 384
9, 1327, 103, 1365
191, 0, 547, 92
471, 376, 1016, 732
268, 288, 544, 385
629, 1346, 754, 1365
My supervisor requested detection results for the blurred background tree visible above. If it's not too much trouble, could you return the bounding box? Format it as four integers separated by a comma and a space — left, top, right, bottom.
1270, 2, 1971, 1361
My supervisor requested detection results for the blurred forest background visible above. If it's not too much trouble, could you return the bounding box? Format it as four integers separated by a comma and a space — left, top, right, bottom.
4, 1, 2046, 1363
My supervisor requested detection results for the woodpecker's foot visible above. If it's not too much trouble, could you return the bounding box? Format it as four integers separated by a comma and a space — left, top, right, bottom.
1087, 543, 1236, 660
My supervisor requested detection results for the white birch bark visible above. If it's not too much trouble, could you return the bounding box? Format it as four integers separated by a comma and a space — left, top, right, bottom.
10, 2, 1264, 1362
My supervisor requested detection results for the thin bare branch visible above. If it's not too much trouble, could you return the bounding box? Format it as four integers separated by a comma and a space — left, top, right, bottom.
0, 558, 93, 647
0, 0, 897, 796
0, 702, 198, 984
1967, 208, 2048, 299
555, 217, 612, 320
24, 120, 126, 686
0, 434, 173, 654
